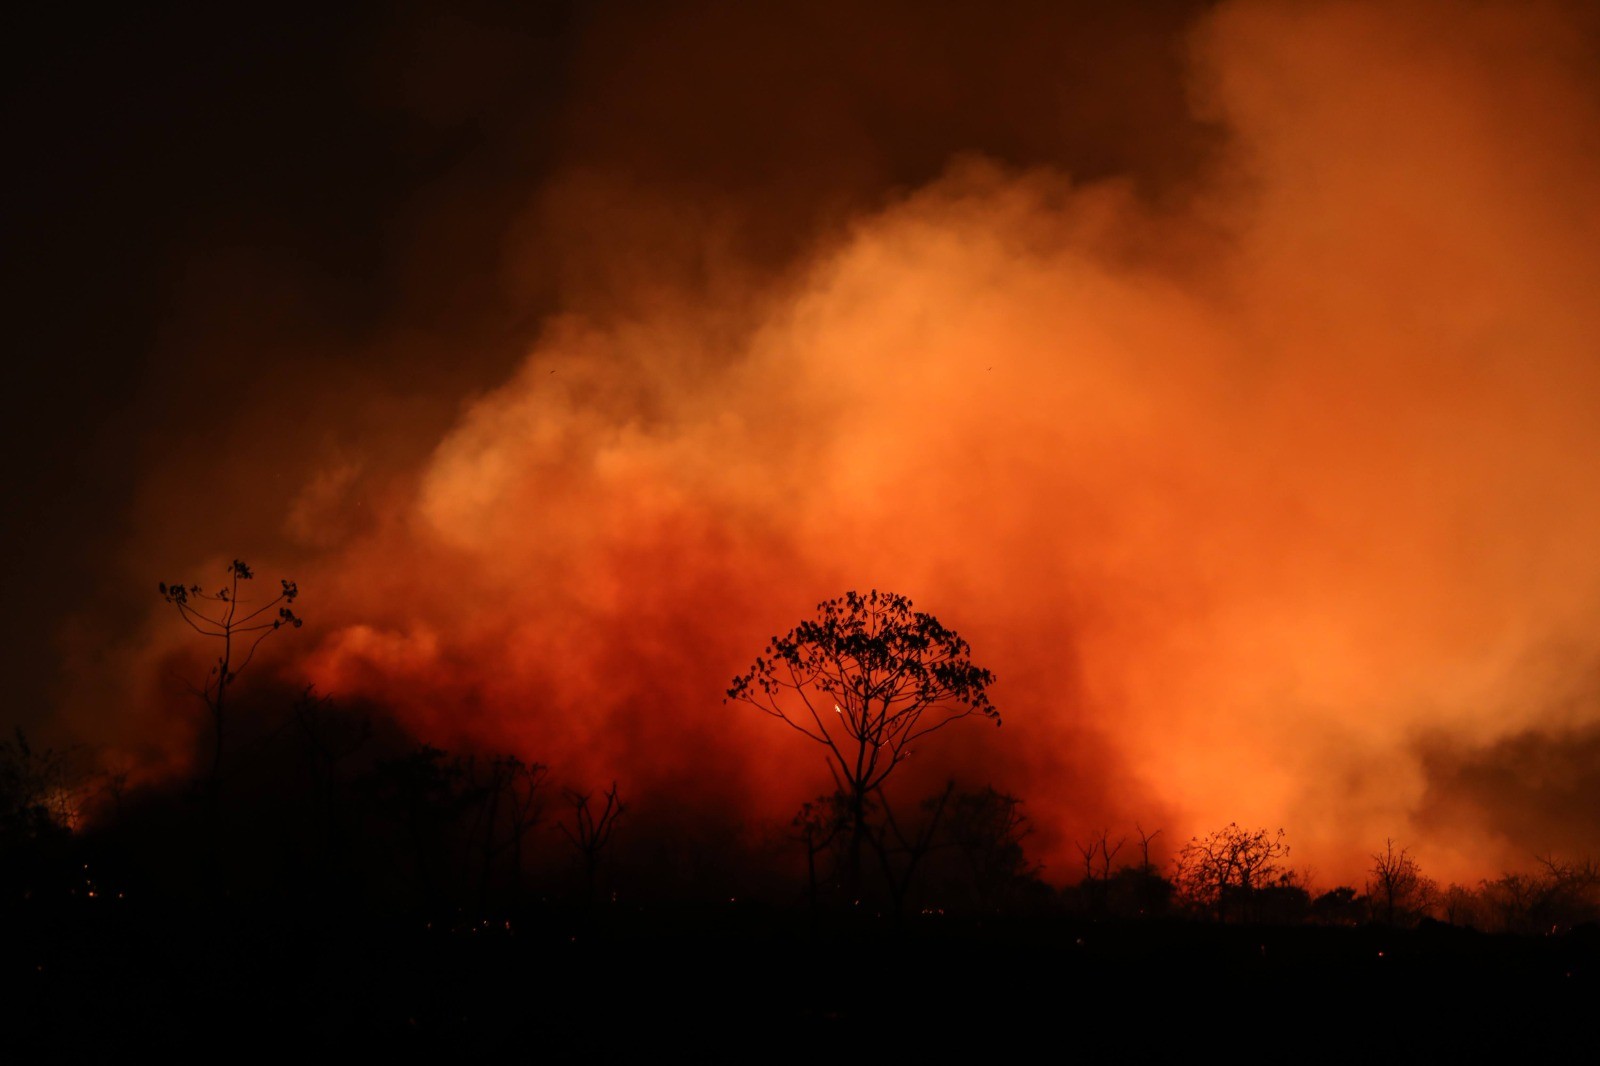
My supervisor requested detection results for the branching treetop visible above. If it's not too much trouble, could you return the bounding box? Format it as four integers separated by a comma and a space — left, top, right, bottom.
159, 559, 301, 687
727, 589, 997, 794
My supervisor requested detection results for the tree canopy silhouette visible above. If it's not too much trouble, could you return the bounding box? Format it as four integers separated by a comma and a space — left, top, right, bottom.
159, 559, 301, 798
728, 589, 997, 895
1175, 822, 1290, 922
1368, 838, 1436, 926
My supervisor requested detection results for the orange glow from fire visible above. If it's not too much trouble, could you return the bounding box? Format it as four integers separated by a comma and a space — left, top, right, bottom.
68, 0, 1600, 887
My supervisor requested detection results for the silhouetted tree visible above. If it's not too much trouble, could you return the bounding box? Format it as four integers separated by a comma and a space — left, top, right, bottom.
1480, 855, 1600, 934
728, 589, 997, 897
372, 745, 466, 908
946, 786, 1035, 911
463, 754, 548, 913
1075, 828, 1126, 913
1310, 886, 1366, 926
1175, 823, 1290, 922
1252, 869, 1313, 924
560, 781, 625, 903
0, 728, 78, 899
1076, 827, 1125, 881
1135, 824, 1162, 870
159, 559, 301, 802
1105, 863, 1176, 918
1367, 839, 1436, 926
1479, 871, 1542, 934
1534, 855, 1600, 932
868, 780, 955, 920
1088, 823, 1171, 917
1441, 882, 1481, 927
792, 791, 851, 910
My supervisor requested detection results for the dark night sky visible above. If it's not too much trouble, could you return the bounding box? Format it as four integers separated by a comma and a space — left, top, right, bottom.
4, 5, 541, 728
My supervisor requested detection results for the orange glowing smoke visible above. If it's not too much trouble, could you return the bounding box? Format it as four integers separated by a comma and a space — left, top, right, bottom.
74, 0, 1600, 886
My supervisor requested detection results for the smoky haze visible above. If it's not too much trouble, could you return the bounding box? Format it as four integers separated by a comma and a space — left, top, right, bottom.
19, 0, 1600, 885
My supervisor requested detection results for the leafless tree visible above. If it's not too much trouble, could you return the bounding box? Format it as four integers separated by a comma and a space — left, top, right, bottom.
464, 755, 549, 911
1076, 828, 1126, 881
1175, 823, 1290, 922
1441, 882, 1481, 927
1073, 828, 1127, 913
1367, 839, 1436, 926
868, 781, 955, 920
1539, 855, 1600, 932
560, 781, 625, 902
1135, 824, 1163, 871
1480, 855, 1600, 934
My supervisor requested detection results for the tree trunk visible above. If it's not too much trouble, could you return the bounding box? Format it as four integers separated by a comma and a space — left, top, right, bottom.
848, 788, 867, 903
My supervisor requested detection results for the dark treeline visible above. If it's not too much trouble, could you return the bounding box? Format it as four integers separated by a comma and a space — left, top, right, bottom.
6, 682, 1600, 1053
7, 676, 1600, 926
2, 685, 1047, 923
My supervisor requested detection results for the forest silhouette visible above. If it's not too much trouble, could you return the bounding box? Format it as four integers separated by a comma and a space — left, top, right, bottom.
5, 577, 1599, 1053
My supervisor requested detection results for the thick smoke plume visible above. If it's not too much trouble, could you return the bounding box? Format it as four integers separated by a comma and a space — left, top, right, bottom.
57, 0, 1600, 884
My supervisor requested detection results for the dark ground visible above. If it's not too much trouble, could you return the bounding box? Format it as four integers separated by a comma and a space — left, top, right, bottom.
9, 899, 1598, 1057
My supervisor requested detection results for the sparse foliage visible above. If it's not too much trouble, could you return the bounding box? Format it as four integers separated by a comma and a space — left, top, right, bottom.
1479, 855, 1600, 934
159, 559, 302, 797
947, 786, 1036, 911
728, 589, 997, 895
1441, 882, 1481, 927
1175, 823, 1290, 922
1367, 839, 1437, 926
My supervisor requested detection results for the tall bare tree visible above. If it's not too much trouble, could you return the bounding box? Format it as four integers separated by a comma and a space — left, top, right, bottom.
560, 781, 625, 903
1175, 823, 1289, 922
1367, 839, 1436, 926
159, 559, 301, 802
464, 755, 549, 912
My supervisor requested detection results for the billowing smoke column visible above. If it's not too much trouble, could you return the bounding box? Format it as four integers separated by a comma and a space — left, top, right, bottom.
73, 0, 1600, 885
